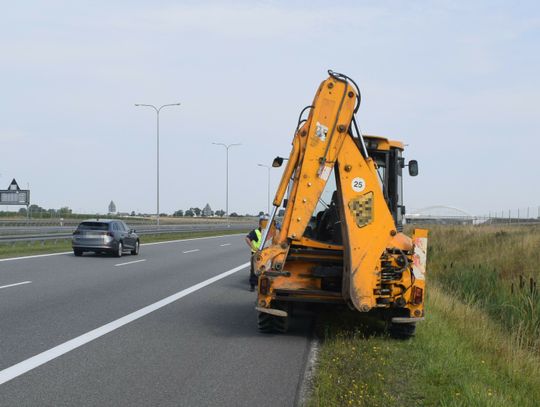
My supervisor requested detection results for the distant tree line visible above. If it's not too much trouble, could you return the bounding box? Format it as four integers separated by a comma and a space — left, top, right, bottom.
172, 204, 258, 218
16, 204, 73, 217
0, 203, 262, 219
173, 204, 226, 217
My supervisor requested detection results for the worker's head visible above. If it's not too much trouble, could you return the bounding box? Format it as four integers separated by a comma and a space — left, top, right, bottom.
258, 216, 268, 230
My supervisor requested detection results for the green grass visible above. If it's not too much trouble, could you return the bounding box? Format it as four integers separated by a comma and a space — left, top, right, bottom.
0, 229, 248, 259
309, 285, 540, 407
308, 225, 540, 406
428, 225, 540, 350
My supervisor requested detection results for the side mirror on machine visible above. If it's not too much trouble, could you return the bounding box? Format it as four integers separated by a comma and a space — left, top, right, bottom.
272, 156, 284, 168
408, 160, 419, 176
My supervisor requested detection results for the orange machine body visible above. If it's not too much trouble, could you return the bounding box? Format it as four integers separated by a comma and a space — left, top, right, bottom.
255, 71, 427, 336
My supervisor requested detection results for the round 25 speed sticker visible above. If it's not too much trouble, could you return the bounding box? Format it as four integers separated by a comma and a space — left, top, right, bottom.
351, 177, 366, 192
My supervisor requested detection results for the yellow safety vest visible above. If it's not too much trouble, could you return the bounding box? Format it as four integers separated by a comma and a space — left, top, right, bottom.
252, 229, 262, 252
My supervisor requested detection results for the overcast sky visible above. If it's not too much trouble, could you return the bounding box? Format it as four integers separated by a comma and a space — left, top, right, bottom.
1, 1, 539, 216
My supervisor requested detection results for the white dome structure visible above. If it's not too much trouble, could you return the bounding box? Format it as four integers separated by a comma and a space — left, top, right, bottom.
405, 205, 475, 225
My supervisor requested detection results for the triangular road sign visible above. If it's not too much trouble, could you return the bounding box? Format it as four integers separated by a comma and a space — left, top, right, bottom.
8, 179, 20, 191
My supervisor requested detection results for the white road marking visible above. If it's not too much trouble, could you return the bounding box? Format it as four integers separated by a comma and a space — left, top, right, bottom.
0, 233, 243, 263
297, 337, 321, 406
182, 249, 200, 254
220, 243, 231, 247
114, 259, 147, 267
0, 281, 32, 290
0, 251, 72, 263
0, 262, 249, 386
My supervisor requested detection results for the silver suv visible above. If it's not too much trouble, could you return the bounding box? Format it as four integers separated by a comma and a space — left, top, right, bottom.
72, 220, 140, 257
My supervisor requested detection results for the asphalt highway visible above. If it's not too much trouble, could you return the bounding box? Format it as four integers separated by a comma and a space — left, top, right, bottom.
0, 234, 313, 406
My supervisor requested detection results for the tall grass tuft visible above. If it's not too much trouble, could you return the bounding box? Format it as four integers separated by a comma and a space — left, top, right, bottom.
308, 225, 540, 406
426, 224, 540, 351
309, 285, 540, 406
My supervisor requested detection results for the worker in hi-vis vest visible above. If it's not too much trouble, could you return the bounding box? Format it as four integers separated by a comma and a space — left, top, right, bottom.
245, 217, 267, 291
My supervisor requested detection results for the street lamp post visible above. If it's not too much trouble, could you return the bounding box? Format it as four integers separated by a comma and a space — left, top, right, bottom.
257, 164, 271, 215
212, 143, 241, 223
135, 103, 181, 227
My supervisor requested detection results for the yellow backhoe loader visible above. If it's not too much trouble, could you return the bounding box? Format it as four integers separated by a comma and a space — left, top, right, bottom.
254, 71, 428, 338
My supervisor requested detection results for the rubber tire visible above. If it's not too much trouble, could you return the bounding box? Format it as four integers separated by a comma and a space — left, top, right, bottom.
73, 249, 83, 257
257, 312, 274, 333
273, 314, 289, 333
131, 240, 140, 256
116, 241, 123, 258
388, 322, 416, 339
257, 312, 289, 334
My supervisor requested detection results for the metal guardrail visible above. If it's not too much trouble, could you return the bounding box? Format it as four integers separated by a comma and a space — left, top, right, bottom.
0, 217, 258, 227
405, 216, 540, 226
0, 223, 252, 244
0, 220, 254, 233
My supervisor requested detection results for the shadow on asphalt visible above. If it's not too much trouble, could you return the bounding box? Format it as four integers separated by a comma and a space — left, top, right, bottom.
71, 252, 138, 260
192, 287, 315, 340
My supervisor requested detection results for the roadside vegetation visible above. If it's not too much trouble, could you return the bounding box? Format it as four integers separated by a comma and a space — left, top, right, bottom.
430, 225, 540, 350
0, 229, 249, 259
308, 225, 540, 406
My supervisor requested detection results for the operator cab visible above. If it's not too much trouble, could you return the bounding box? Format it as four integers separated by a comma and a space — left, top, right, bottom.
363, 135, 416, 231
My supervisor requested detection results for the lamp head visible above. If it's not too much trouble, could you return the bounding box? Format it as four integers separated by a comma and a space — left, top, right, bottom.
272, 156, 284, 168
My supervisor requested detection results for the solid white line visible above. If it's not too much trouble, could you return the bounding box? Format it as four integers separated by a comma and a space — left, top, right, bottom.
0, 281, 32, 290
114, 259, 147, 267
182, 249, 200, 254
0, 251, 72, 263
0, 233, 243, 263
220, 243, 231, 247
297, 337, 321, 406
0, 262, 249, 386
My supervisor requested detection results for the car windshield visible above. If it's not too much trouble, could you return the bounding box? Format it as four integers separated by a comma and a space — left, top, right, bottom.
78, 222, 109, 231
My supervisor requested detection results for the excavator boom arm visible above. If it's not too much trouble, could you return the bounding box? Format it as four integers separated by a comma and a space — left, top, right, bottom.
255, 71, 427, 328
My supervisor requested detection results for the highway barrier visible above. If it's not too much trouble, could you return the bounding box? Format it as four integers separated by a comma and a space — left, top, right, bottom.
0, 223, 253, 245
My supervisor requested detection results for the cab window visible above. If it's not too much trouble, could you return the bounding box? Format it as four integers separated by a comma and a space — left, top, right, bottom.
303, 166, 341, 244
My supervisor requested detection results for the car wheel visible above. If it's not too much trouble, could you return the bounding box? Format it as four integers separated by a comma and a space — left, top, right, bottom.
73, 249, 83, 257
131, 240, 140, 256
116, 241, 123, 257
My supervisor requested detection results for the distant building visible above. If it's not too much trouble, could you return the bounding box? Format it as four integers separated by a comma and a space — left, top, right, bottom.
202, 203, 213, 217
108, 200, 117, 214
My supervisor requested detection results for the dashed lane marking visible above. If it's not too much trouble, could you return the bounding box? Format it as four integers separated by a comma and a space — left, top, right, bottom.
0, 233, 243, 263
0, 281, 32, 290
114, 259, 147, 267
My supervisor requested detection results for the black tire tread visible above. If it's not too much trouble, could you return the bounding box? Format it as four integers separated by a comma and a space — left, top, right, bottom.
388, 322, 416, 339
257, 311, 289, 334
257, 312, 274, 333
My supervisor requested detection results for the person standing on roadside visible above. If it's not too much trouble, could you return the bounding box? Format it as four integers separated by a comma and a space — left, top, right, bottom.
245, 218, 266, 291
